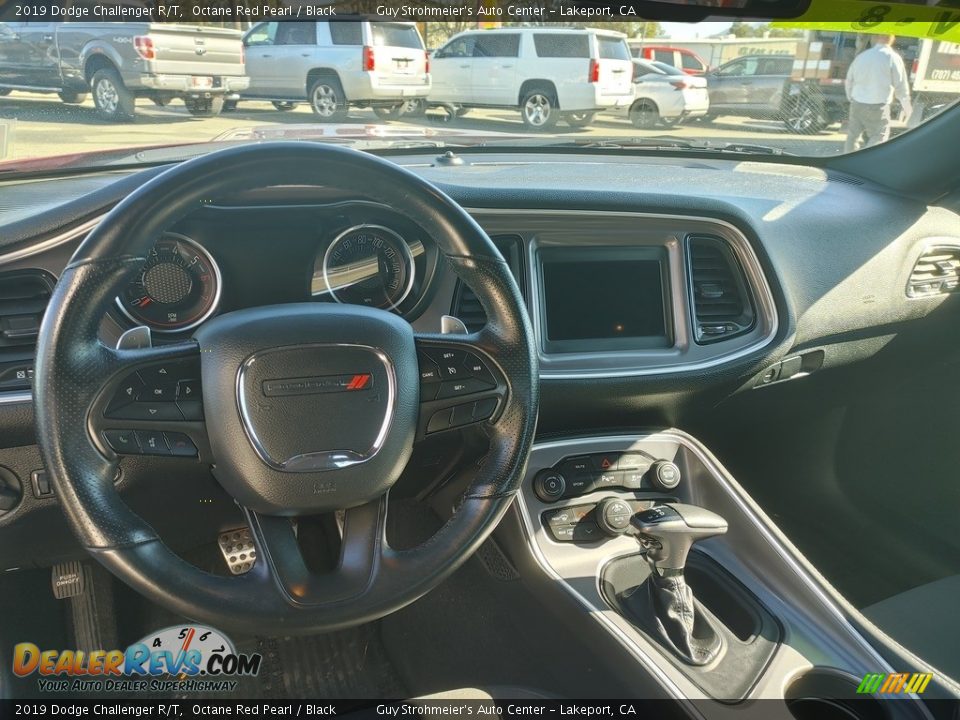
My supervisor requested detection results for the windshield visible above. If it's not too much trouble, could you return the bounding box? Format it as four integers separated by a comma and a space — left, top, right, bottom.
0, 13, 957, 170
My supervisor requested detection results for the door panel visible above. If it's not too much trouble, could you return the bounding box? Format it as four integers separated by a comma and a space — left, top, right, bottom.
429, 35, 474, 104
243, 22, 281, 97
471, 33, 519, 105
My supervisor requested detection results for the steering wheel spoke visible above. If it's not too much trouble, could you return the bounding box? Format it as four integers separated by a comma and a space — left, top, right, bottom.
414, 333, 508, 440
90, 340, 208, 462
244, 496, 387, 608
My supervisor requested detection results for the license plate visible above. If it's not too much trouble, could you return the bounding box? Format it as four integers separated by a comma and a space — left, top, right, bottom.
394, 60, 414, 75
191, 76, 213, 89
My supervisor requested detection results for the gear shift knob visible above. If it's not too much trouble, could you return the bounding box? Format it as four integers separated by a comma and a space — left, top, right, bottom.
630, 503, 728, 573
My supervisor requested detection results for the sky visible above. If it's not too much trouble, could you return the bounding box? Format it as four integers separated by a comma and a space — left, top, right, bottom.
661, 22, 734, 39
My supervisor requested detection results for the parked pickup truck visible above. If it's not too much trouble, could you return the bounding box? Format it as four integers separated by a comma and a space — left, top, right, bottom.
0, 22, 249, 120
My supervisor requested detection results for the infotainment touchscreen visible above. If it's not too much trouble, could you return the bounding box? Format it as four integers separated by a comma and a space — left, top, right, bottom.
538, 247, 670, 353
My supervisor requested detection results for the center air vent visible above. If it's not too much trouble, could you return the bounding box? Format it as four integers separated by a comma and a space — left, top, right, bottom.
687, 235, 755, 344
0, 270, 55, 349
451, 235, 525, 332
907, 246, 960, 298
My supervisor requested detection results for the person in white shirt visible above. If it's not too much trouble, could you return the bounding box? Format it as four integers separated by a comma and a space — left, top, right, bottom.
844, 34, 912, 152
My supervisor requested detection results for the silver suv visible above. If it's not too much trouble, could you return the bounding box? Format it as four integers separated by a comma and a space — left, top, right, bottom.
238, 21, 430, 120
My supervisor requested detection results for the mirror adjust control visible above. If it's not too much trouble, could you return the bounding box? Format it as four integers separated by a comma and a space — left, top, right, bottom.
533, 470, 566, 502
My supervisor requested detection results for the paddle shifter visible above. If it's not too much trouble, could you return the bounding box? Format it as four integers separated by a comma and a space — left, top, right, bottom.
625, 503, 728, 666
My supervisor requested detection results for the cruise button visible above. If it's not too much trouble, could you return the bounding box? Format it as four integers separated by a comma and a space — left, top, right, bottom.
436, 378, 489, 400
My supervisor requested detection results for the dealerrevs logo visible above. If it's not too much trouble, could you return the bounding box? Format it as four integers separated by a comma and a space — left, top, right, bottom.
13, 625, 261, 693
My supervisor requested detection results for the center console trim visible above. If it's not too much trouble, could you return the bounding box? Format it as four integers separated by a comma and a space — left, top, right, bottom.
468, 209, 780, 380
514, 431, 898, 705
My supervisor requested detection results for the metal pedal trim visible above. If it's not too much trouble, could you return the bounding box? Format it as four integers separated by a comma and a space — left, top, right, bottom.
218, 527, 257, 575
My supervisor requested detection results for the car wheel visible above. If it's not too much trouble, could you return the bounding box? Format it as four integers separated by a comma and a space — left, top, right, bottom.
184, 96, 225, 117
400, 98, 427, 118
521, 89, 558, 130
784, 102, 828, 134
373, 104, 404, 121
58, 91, 87, 104
272, 101, 296, 112
564, 111, 596, 129
91, 68, 135, 122
630, 100, 660, 130
309, 77, 347, 122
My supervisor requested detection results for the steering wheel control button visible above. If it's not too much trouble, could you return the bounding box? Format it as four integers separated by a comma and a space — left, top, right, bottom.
109, 402, 183, 421
164, 432, 198, 457
104, 429, 140, 454
30, 469, 53, 498
533, 470, 566, 502
139, 381, 177, 402
433, 349, 467, 379
450, 403, 476, 428
176, 378, 201, 400
472, 397, 498, 421
462, 353, 496, 386
436, 377, 490, 399
650, 460, 682, 491
106, 374, 145, 412
426, 408, 454, 434
135, 430, 170, 456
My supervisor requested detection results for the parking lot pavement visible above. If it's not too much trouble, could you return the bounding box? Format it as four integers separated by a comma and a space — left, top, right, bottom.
0, 92, 847, 162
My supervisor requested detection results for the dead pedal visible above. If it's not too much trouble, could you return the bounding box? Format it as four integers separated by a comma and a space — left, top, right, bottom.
218, 527, 257, 575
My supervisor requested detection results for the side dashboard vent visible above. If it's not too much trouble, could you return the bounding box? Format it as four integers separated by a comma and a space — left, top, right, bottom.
0, 270, 56, 350
907, 246, 960, 298
687, 235, 755, 344
451, 235, 525, 332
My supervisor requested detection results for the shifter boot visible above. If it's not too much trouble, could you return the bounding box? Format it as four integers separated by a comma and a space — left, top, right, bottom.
624, 571, 723, 666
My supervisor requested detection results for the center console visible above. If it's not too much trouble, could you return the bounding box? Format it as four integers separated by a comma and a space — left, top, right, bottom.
510, 432, 935, 717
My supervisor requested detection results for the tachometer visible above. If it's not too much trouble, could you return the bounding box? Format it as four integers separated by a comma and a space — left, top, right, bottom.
116, 233, 221, 333
319, 225, 415, 311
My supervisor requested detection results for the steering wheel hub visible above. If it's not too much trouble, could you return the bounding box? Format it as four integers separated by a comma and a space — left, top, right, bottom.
195, 303, 418, 514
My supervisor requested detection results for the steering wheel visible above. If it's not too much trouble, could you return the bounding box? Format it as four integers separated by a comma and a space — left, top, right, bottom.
33, 143, 538, 633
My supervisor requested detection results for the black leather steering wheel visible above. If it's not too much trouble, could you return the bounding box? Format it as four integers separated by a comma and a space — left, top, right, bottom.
33, 143, 538, 633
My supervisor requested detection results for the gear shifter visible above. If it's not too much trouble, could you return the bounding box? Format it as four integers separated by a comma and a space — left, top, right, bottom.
624, 503, 728, 666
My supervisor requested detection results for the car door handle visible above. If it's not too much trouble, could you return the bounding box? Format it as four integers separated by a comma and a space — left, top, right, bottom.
43, 34, 54, 42
612, 69, 626, 74
499, 64, 513, 69
300, 53, 309, 57
459, 64, 470, 69
262, 54, 272, 58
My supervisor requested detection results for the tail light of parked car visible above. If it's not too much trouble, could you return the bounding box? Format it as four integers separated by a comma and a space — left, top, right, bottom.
133, 36, 156, 61
363, 46, 376, 72
425, 51, 430, 75
670, 79, 690, 91
589, 59, 600, 83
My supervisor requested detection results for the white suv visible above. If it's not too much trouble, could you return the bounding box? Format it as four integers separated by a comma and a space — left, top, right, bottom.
429, 28, 635, 130
239, 21, 430, 120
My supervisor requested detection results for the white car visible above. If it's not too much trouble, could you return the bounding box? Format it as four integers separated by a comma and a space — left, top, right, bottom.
239, 21, 430, 120
613, 59, 710, 129
428, 28, 635, 130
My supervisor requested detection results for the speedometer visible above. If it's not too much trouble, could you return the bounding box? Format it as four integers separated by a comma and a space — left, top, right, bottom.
116, 233, 221, 333
319, 225, 415, 311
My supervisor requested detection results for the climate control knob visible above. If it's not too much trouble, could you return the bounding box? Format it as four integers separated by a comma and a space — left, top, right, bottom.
596, 497, 633, 536
649, 460, 682, 491
533, 470, 566, 503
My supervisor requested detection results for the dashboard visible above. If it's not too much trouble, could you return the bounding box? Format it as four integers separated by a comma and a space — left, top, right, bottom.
1, 151, 959, 429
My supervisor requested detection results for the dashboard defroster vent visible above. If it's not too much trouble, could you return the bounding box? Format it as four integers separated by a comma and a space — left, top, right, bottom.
907, 246, 960, 298
451, 235, 525, 332
0, 270, 56, 349
687, 235, 755, 344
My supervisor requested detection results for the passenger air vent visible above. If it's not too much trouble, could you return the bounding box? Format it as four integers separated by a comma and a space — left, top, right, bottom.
907, 246, 960, 298
0, 270, 55, 349
451, 235, 525, 332
687, 235, 755, 344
